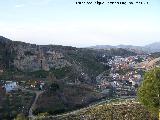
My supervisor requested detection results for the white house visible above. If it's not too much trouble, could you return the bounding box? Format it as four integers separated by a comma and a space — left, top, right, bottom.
4, 82, 18, 92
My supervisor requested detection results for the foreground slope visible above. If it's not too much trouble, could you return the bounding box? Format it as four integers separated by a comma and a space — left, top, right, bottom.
34, 100, 151, 120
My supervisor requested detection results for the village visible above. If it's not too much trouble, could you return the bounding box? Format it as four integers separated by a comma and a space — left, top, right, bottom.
96, 54, 156, 97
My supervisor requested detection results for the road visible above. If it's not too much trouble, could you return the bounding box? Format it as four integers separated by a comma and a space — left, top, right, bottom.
19, 86, 44, 119
28, 90, 44, 118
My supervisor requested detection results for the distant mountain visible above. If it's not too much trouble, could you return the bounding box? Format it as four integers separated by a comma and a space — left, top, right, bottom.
89, 41, 160, 53
89, 45, 145, 54
144, 42, 160, 53
89, 45, 116, 50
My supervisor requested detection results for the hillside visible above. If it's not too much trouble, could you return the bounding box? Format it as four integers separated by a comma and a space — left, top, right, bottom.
34, 100, 151, 120
0, 36, 105, 82
0, 36, 137, 82
145, 42, 160, 53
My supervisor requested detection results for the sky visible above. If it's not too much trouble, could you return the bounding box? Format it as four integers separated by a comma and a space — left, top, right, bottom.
0, 0, 160, 47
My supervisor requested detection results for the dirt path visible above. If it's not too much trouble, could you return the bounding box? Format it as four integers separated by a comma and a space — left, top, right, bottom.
28, 91, 44, 118
19, 86, 44, 119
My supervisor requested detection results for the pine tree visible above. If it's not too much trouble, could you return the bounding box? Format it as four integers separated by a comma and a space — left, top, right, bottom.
138, 68, 160, 119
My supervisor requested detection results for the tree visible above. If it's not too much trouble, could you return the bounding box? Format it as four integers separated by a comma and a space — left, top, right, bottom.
138, 68, 160, 119
46, 72, 59, 95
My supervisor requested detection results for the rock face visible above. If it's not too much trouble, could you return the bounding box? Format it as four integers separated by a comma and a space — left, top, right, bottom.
13, 44, 71, 71
0, 39, 71, 72
0, 36, 72, 72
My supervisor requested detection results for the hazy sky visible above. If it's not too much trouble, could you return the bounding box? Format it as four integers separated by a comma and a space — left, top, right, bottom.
0, 0, 160, 47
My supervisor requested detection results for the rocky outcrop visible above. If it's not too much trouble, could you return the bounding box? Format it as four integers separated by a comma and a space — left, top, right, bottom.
12, 43, 72, 71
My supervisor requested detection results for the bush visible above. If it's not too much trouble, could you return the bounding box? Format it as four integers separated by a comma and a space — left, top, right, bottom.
50, 67, 72, 79
138, 68, 160, 119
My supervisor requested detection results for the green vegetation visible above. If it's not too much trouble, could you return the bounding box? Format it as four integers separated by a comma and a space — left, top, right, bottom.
47, 83, 60, 96
138, 68, 160, 119
108, 48, 137, 57
66, 49, 106, 77
15, 113, 27, 120
34, 101, 65, 115
27, 67, 72, 79
33, 84, 105, 116
0, 91, 35, 120
135, 57, 144, 63
0, 69, 24, 80
50, 67, 72, 79
49, 83, 59, 91
28, 70, 49, 78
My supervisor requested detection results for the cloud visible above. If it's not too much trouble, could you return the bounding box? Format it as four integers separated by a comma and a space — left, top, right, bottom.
15, 4, 25, 8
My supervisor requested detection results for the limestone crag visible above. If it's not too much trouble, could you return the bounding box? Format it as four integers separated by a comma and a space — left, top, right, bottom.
13, 43, 71, 71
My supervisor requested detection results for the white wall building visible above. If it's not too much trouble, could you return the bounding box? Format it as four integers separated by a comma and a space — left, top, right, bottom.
4, 82, 18, 92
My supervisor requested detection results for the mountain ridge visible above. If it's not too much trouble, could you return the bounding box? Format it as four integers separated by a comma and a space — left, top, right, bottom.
88, 41, 160, 53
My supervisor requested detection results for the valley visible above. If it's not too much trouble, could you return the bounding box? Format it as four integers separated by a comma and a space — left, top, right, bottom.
0, 36, 159, 119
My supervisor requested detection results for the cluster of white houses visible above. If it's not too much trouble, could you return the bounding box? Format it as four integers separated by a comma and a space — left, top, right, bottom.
97, 55, 148, 96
